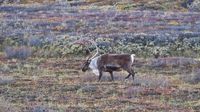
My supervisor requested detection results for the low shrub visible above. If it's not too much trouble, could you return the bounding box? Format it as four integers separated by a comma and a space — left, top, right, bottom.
32, 106, 48, 112
4, 46, 32, 59
133, 75, 170, 88
189, 0, 200, 11
28, 37, 43, 47
182, 68, 200, 84
149, 57, 199, 68
77, 85, 97, 94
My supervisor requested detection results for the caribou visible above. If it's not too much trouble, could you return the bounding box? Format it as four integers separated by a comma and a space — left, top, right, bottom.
81, 40, 136, 81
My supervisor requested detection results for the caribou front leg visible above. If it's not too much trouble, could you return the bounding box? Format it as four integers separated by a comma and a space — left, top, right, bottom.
109, 71, 114, 81
98, 71, 103, 81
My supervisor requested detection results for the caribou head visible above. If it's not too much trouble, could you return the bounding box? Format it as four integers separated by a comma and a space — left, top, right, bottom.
81, 40, 99, 72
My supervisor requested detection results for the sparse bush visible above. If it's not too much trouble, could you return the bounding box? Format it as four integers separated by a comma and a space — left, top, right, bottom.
149, 57, 199, 70
0, 97, 20, 112
28, 37, 43, 47
2, 37, 28, 48
124, 106, 140, 112
181, 0, 194, 8
32, 106, 47, 112
81, 73, 96, 82
125, 86, 145, 98
189, 0, 200, 11
77, 85, 97, 93
4, 46, 32, 59
34, 37, 88, 58
133, 75, 170, 88
182, 68, 200, 84
61, 85, 81, 92
0, 37, 6, 51
0, 76, 16, 85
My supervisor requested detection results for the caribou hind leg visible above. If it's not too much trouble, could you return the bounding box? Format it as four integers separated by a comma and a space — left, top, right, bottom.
131, 71, 135, 81
125, 74, 131, 79
124, 68, 135, 81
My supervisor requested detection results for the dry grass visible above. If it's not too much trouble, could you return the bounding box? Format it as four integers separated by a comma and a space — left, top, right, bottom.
0, 56, 200, 111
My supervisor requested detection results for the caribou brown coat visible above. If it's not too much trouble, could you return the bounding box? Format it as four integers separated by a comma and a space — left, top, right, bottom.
82, 53, 136, 81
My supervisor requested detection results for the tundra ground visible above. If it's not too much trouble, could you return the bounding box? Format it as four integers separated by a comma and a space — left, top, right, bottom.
0, 56, 200, 112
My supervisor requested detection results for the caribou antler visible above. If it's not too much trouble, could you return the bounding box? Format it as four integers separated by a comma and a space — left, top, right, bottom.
87, 40, 99, 60
71, 39, 99, 60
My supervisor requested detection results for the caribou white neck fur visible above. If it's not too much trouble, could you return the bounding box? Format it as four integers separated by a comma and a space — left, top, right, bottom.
131, 54, 135, 63
89, 56, 100, 76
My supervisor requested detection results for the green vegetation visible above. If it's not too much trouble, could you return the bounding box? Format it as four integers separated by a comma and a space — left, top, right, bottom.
1, 36, 200, 59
